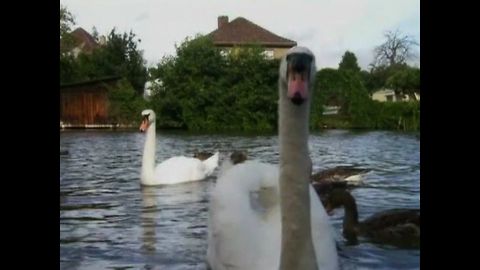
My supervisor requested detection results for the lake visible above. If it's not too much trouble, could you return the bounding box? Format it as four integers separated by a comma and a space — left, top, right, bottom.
60, 129, 420, 269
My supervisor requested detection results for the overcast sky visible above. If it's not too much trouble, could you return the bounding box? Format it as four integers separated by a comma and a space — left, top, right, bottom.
60, 0, 420, 70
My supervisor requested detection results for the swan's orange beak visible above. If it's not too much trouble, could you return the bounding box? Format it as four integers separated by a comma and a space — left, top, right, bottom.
287, 72, 308, 105
286, 52, 312, 105
139, 119, 149, 132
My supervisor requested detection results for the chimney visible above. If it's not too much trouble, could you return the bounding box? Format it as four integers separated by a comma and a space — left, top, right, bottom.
218, 16, 229, 29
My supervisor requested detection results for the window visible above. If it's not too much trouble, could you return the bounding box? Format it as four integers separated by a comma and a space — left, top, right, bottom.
262, 50, 274, 59
220, 49, 230, 57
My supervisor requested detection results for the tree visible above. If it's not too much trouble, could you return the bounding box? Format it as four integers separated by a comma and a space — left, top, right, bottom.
338, 51, 361, 73
60, 54, 80, 84
107, 78, 147, 124
60, 5, 76, 57
386, 66, 420, 101
60, 5, 75, 39
60, 5, 77, 83
148, 35, 280, 131
91, 26, 99, 42
66, 28, 148, 94
101, 29, 148, 94
316, 67, 375, 128
372, 30, 418, 67
149, 36, 227, 129
315, 68, 370, 118
368, 65, 392, 92
360, 70, 376, 94
315, 68, 344, 107
366, 63, 407, 95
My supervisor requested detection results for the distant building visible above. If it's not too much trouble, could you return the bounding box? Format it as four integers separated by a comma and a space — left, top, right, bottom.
208, 16, 297, 59
371, 89, 420, 102
322, 105, 340, 115
61, 27, 106, 58
143, 79, 162, 101
60, 76, 122, 128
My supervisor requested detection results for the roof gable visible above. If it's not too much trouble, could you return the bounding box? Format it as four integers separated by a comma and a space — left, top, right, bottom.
70, 27, 99, 52
209, 17, 296, 48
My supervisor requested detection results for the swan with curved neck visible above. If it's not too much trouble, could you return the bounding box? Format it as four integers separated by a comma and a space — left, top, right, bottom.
324, 188, 420, 248
207, 47, 339, 270
311, 166, 370, 210
139, 110, 219, 185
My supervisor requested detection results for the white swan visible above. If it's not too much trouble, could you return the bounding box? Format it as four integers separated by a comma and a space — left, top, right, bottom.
217, 151, 248, 178
207, 47, 339, 270
139, 109, 219, 186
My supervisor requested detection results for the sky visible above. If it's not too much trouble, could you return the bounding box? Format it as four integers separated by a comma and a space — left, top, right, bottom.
60, 0, 420, 70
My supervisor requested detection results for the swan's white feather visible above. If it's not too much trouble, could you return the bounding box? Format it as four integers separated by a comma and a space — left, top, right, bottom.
148, 154, 218, 185
207, 161, 339, 270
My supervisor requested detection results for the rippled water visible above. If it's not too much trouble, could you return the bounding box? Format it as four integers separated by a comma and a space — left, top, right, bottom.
60, 129, 420, 270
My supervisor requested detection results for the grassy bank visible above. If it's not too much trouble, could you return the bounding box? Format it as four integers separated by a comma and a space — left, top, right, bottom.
315, 101, 420, 131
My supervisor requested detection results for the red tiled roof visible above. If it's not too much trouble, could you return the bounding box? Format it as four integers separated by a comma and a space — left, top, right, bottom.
60, 76, 122, 89
70, 27, 99, 53
209, 17, 296, 48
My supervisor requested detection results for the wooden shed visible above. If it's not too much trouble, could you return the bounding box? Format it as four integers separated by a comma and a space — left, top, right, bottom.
60, 76, 121, 128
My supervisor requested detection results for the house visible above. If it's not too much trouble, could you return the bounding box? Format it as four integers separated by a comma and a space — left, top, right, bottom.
61, 27, 106, 58
143, 79, 162, 101
372, 89, 396, 102
371, 89, 420, 102
60, 76, 121, 128
322, 105, 340, 115
208, 16, 297, 59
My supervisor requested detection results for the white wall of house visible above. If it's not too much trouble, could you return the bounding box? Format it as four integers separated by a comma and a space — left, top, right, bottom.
261, 49, 274, 59
372, 89, 396, 102
372, 89, 420, 102
72, 47, 82, 58
219, 47, 281, 60
323, 105, 340, 115
143, 79, 162, 101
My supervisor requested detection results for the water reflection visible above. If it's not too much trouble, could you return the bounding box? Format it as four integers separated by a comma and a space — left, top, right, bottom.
140, 186, 158, 254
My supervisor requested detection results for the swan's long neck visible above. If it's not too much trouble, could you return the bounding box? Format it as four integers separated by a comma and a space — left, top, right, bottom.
278, 82, 317, 269
341, 190, 360, 244
141, 122, 156, 184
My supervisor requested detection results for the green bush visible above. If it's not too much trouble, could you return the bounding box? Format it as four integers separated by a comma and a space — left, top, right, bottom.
107, 79, 147, 125
315, 67, 419, 131
149, 36, 279, 132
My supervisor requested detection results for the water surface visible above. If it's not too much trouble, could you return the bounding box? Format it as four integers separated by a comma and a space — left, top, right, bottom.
60, 129, 420, 269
